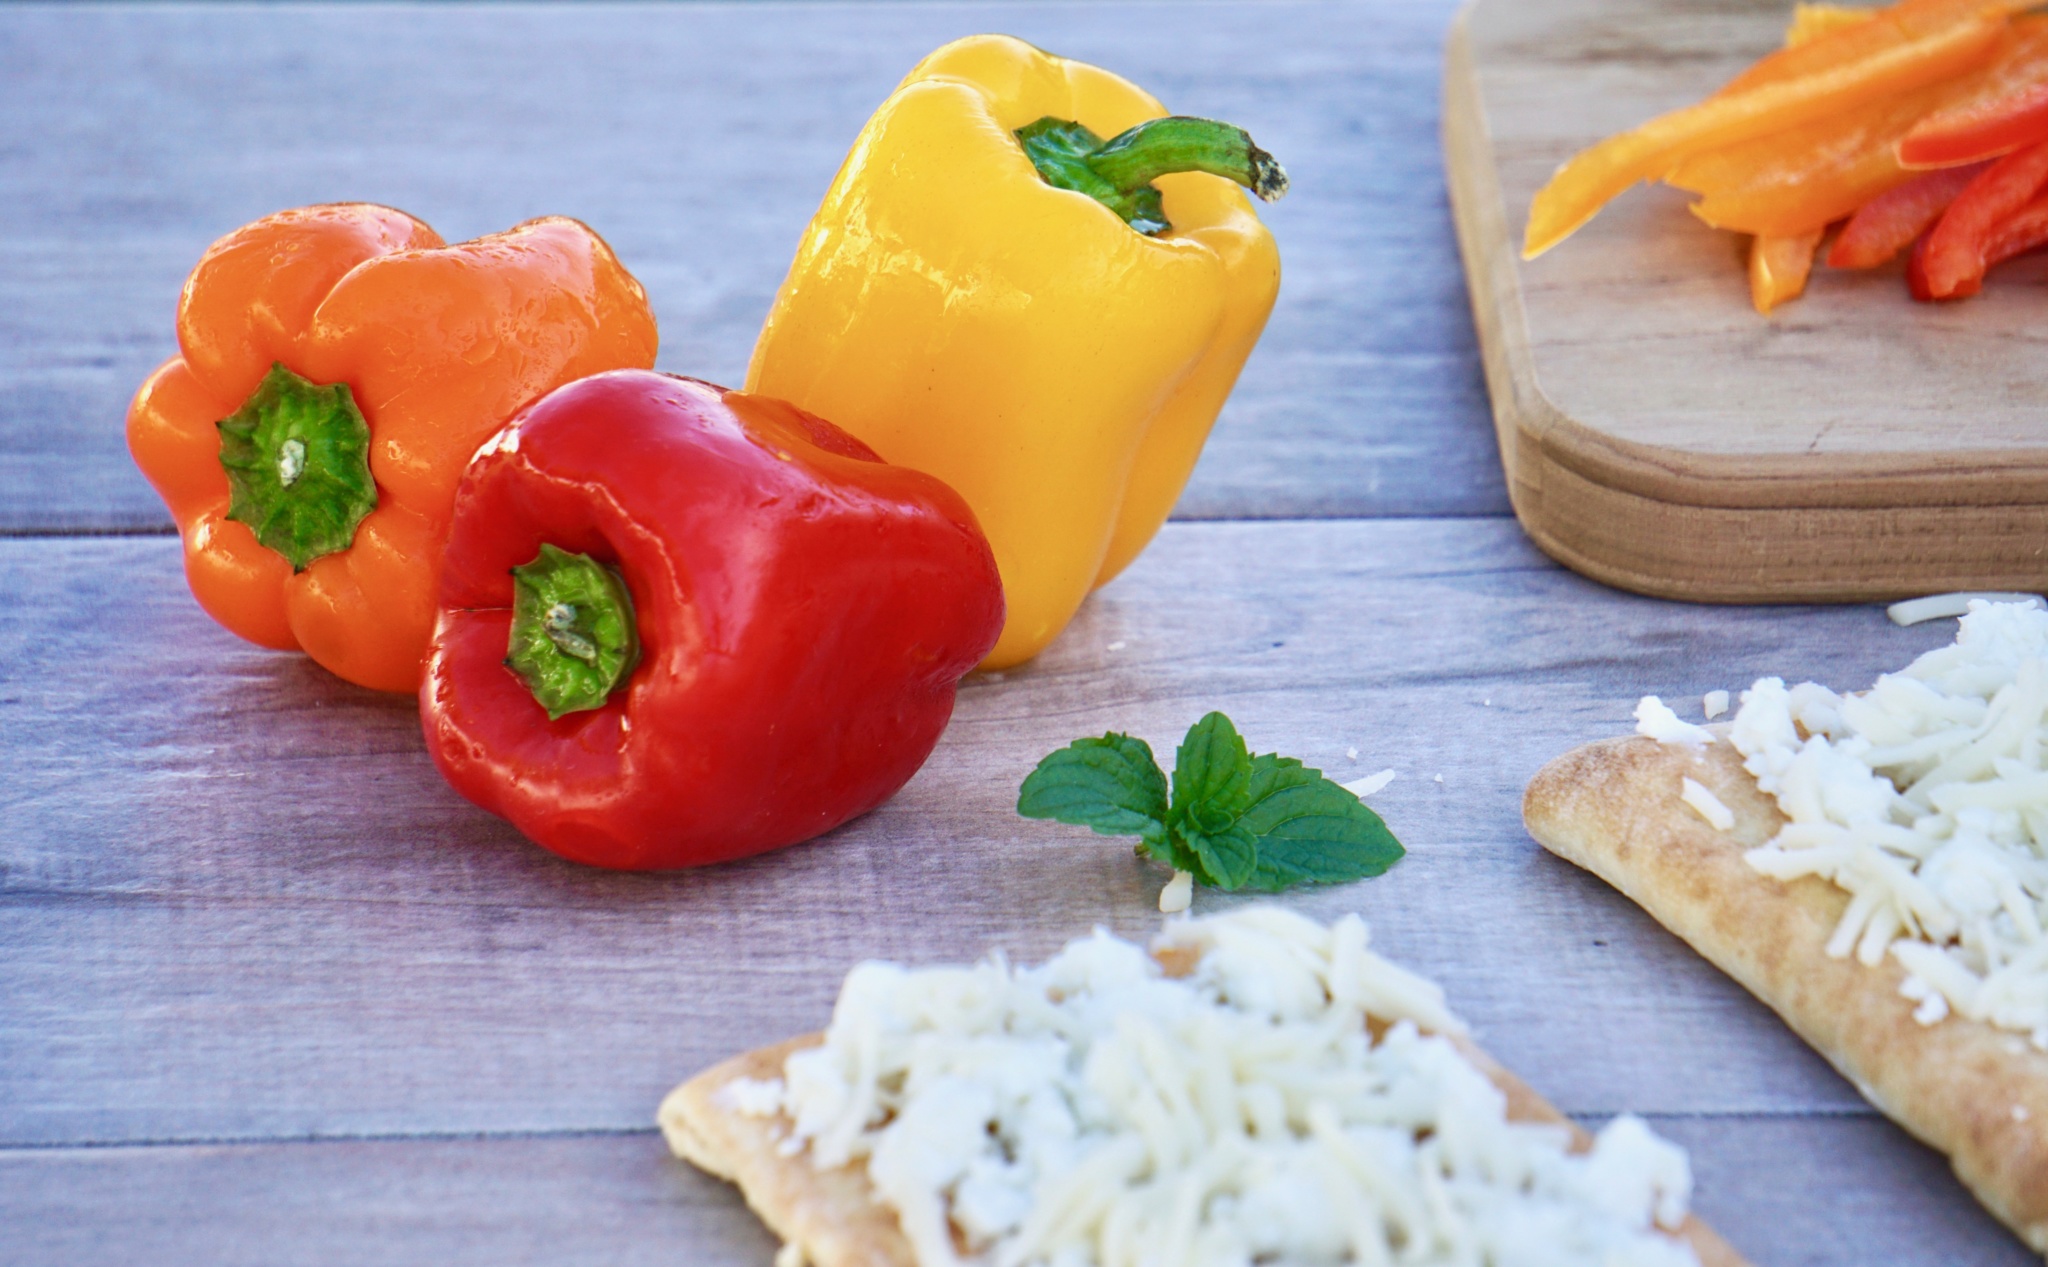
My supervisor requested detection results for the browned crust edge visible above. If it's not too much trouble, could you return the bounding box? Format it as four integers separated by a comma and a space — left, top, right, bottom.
1524, 732, 2048, 1254
662, 1021, 1747, 1265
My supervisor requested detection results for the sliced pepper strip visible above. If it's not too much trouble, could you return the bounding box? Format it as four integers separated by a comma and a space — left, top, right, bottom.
1827, 161, 1989, 266
1895, 17, 2048, 166
1908, 185, 2048, 296
1902, 80, 2048, 165
1782, 3, 1881, 49
1981, 189, 2048, 263
1666, 80, 1963, 236
1715, 0, 2025, 96
1749, 231, 1825, 313
1916, 137, 2048, 296
1523, 12, 2005, 258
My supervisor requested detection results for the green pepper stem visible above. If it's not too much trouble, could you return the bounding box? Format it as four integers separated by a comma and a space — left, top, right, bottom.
1016, 114, 1288, 237
504, 544, 641, 720
216, 363, 377, 573
1086, 116, 1290, 204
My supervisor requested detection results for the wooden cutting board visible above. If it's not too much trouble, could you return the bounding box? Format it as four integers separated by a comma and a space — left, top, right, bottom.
1444, 0, 2048, 602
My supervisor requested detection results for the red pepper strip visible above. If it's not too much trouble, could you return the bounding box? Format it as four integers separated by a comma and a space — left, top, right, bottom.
1916, 138, 2048, 296
1984, 190, 2048, 262
1899, 78, 2048, 165
1896, 19, 2048, 166
1828, 160, 1990, 266
421, 370, 1006, 870
1912, 187, 2048, 295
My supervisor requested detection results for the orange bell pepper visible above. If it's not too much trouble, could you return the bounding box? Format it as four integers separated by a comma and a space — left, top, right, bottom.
127, 204, 658, 692
1524, 0, 2009, 258
1749, 230, 1824, 313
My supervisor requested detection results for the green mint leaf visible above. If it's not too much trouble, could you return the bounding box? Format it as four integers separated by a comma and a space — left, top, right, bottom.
1182, 821, 1258, 890
1018, 734, 1170, 841
1236, 753, 1405, 891
1170, 711, 1252, 832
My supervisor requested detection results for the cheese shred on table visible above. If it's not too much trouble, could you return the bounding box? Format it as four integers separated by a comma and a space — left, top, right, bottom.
738, 908, 1698, 1267
1729, 600, 2048, 1040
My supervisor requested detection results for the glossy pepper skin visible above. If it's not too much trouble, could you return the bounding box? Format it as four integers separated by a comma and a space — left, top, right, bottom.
745, 35, 1281, 670
420, 370, 1005, 870
126, 204, 659, 692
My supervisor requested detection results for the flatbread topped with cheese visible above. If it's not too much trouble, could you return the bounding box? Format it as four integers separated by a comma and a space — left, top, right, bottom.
660, 908, 1749, 1267
1525, 600, 2048, 1254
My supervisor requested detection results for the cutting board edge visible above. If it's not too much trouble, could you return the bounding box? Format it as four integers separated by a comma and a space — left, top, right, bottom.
1444, 0, 2048, 599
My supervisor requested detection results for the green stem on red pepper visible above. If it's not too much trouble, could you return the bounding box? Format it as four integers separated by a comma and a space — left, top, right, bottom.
1015, 115, 1289, 236
216, 362, 377, 572
504, 543, 640, 719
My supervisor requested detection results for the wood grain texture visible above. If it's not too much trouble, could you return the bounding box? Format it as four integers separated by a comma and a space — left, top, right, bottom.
1, 1116, 2034, 1267
1443, 0, 2048, 602
0, 0, 1503, 534
0, 521, 1972, 1149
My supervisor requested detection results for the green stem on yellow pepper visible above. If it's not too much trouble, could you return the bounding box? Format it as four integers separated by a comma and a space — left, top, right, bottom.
1016, 115, 1289, 236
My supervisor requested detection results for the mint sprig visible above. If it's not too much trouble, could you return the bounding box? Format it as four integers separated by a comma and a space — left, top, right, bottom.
1018, 712, 1405, 893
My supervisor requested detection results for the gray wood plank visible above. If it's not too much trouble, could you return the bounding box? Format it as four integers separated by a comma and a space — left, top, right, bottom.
0, 1115, 2032, 1267
0, 520, 1971, 1147
0, 0, 1504, 534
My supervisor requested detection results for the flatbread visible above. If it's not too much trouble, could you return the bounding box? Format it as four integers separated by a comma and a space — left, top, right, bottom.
660, 992, 1749, 1265
1525, 732, 2048, 1254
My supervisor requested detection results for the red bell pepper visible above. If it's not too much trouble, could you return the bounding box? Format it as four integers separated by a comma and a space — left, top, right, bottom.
1828, 160, 1989, 266
1913, 137, 2048, 296
419, 369, 1004, 870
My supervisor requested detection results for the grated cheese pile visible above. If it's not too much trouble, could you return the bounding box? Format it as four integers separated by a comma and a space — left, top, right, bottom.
1727, 600, 2048, 1037
739, 907, 1698, 1267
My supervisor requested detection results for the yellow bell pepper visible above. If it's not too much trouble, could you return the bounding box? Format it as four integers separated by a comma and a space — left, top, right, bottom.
744, 35, 1285, 669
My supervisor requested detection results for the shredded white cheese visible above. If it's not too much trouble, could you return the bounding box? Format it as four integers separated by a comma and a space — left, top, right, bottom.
1703, 690, 1730, 720
1728, 600, 2048, 1041
1887, 592, 2043, 627
750, 908, 1699, 1267
1679, 777, 1735, 831
1343, 768, 1397, 799
1157, 870, 1193, 914
1635, 696, 1715, 748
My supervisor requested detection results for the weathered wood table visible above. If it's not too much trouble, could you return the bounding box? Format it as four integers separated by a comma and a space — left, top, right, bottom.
1, 2, 2028, 1263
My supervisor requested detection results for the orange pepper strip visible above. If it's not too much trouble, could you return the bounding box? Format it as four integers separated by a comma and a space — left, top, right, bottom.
1749, 230, 1825, 313
1715, 0, 2027, 96
1783, 4, 1882, 48
1666, 80, 1967, 236
1522, 13, 2006, 259
1670, 20, 2048, 239
127, 206, 659, 691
